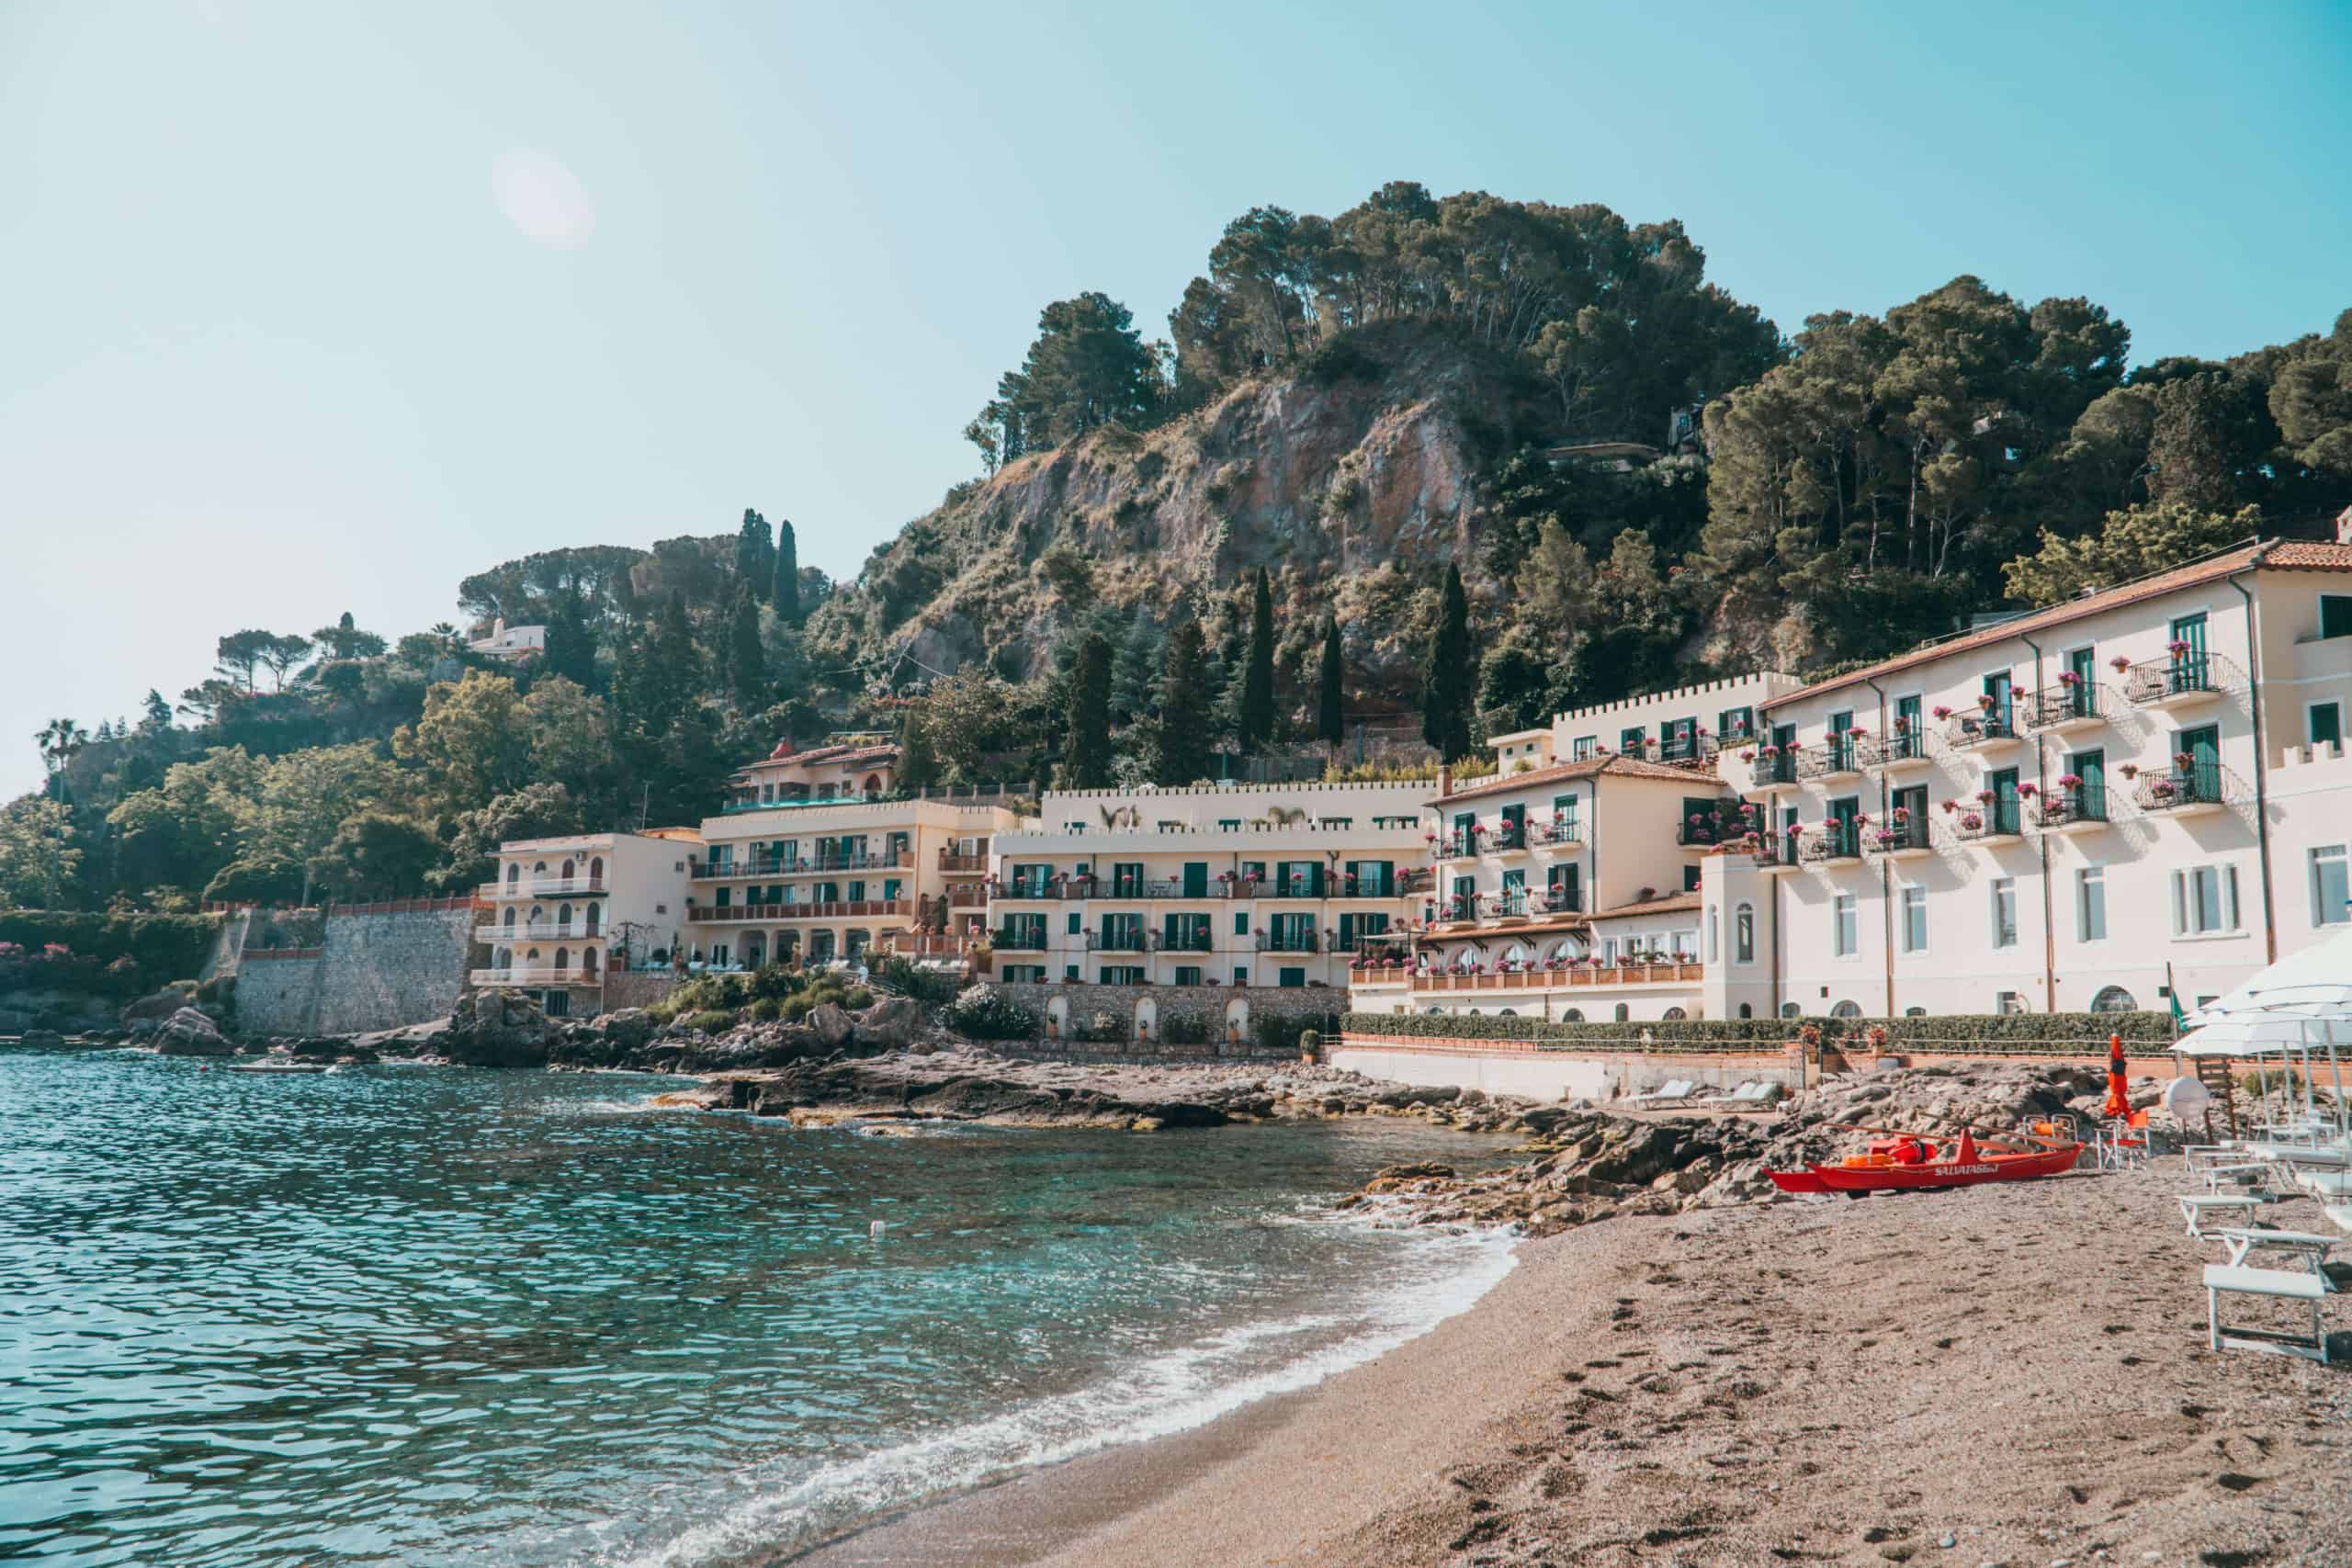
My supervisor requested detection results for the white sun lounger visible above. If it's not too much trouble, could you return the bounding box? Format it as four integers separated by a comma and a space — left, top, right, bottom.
2179, 1193, 2271, 1235
2212, 1227, 2338, 1273
2204, 1263, 2333, 1364
1630, 1079, 1696, 1105
1699, 1081, 1775, 1109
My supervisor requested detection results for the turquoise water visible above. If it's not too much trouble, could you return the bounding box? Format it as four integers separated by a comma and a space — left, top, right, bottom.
0, 1051, 1515, 1566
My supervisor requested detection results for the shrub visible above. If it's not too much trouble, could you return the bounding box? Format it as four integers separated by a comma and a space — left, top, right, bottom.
1298, 1028, 1321, 1056
683, 1009, 740, 1035
1253, 1013, 1318, 1055
1159, 1011, 1211, 1045
875, 955, 961, 1006
748, 997, 785, 1022
748, 963, 808, 1002
0, 912, 220, 986
842, 986, 874, 1010
943, 985, 1039, 1041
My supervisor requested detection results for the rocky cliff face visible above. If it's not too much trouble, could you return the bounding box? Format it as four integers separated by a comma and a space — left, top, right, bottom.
811, 322, 1552, 696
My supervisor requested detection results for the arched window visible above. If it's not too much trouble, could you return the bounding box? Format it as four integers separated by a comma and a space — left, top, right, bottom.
1613, 1003, 1630, 1022
1904, 1006, 1927, 1017
1662, 1007, 1687, 1021
584, 903, 602, 934
1705, 906, 1718, 964
581, 948, 599, 976
589, 856, 605, 883
2090, 986, 2138, 1013
558, 902, 573, 930
1737, 1003, 1753, 1019
505, 863, 520, 886
1831, 1000, 1861, 1019
526, 947, 542, 964
865, 773, 882, 794
560, 859, 574, 881
554, 947, 570, 972
1498, 1008, 1517, 1017
532, 861, 548, 878
1735, 904, 1755, 964
1562, 1008, 1584, 1022
502, 908, 516, 929
1781, 1002, 1803, 1019
494, 947, 512, 971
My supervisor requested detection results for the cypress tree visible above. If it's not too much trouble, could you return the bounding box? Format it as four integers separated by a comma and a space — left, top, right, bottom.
773, 519, 802, 623
1422, 563, 1475, 761
727, 587, 766, 704
1239, 567, 1276, 749
544, 581, 598, 689
1317, 614, 1344, 748
736, 509, 774, 599
896, 702, 940, 792
1061, 628, 1114, 788
1154, 618, 1213, 785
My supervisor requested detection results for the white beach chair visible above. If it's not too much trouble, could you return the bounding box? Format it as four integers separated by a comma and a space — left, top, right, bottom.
2204, 1262, 2333, 1363
2178, 1193, 2270, 1236
1630, 1079, 1696, 1105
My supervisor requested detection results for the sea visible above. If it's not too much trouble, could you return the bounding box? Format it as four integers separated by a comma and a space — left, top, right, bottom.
0, 1049, 1518, 1566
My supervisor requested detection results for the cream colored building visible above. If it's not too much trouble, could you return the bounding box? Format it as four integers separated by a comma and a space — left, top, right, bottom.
1697, 539, 2352, 1022
988, 783, 1432, 989
473, 829, 702, 1016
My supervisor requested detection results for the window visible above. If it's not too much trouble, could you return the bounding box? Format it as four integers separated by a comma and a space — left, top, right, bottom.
1734, 903, 1755, 964
1278, 967, 1305, 988
1706, 905, 1719, 964
1234, 911, 1250, 935
1571, 735, 1596, 761
1662, 1007, 1688, 1021
1996, 991, 2026, 1015
2312, 703, 2344, 750
2321, 593, 2352, 640
1612, 1003, 1630, 1022
2077, 866, 2108, 942
1232, 965, 1248, 985
1562, 1009, 1584, 1022
1682, 865, 1702, 892
1991, 878, 2018, 949
1620, 725, 1646, 753
1781, 1002, 1803, 1019
1737, 1003, 1753, 1019
1717, 705, 1755, 740
2312, 845, 2349, 927
1833, 894, 1858, 957
2171, 863, 2242, 935
1900, 886, 1928, 953
1831, 1000, 1862, 1019
1067, 911, 1081, 935
2090, 986, 2138, 1013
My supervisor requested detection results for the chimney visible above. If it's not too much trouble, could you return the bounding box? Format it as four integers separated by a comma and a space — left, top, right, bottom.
1438, 762, 1453, 798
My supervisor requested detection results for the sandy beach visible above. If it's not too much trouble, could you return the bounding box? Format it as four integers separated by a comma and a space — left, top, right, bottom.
796, 1163, 2352, 1567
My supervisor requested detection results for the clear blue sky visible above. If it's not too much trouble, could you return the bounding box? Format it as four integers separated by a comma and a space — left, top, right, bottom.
6, 0, 2349, 798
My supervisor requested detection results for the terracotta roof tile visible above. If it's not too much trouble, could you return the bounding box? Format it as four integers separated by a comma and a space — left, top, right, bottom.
1760, 543, 2293, 711
1429, 752, 1713, 806
1591, 891, 1702, 919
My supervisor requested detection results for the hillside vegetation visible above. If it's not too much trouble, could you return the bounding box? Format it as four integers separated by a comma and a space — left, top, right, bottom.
8, 182, 2349, 915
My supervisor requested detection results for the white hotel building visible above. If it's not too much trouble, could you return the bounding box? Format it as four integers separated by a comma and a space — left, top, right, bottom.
1354, 537, 2352, 1024
473, 829, 704, 1015
987, 783, 1432, 989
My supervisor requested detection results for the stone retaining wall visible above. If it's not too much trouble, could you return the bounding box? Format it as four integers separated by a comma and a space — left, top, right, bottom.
236, 907, 475, 1037
603, 970, 680, 1012
987, 981, 1345, 1056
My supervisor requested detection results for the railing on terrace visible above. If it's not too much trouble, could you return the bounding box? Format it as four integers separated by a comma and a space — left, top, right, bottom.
470, 966, 600, 987
1950, 798, 2024, 840
1085, 930, 1150, 953
1676, 811, 1751, 847
1403, 960, 1705, 992
689, 898, 909, 922
1941, 710, 2018, 748
990, 928, 1048, 951
1751, 750, 1798, 785
946, 885, 988, 908
1860, 729, 1932, 767
2123, 652, 2230, 705
880, 932, 978, 958
1797, 822, 1862, 863
1794, 737, 1863, 779
476, 923, 605, 943
2032, 784, 2109, 829
692, 851, 909, 877
1656, 732, 1718, 768
1255, 930, 1329, 953
2021, 684, 2103, 729
994, 874, 1415, 901
1753, 834, 1801, 869
2132, 762, 2233, 811
937, 851, 989, 873
1863, 814, 1933, 855
1422, 889, 1583, 923
1525, 818, 1584, 849
481, 878, 607, 899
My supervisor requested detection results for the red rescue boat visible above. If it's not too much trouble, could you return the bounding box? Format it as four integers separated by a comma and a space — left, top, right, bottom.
1767, 1122, 2085, 1196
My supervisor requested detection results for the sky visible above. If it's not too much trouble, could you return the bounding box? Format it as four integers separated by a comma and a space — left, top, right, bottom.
4, 0, 2349, 799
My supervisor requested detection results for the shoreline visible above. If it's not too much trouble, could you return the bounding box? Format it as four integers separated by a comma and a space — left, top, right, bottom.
791, 1168, 2352, 1568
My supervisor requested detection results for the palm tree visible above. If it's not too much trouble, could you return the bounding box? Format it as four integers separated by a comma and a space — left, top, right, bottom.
34, 718, 88, 802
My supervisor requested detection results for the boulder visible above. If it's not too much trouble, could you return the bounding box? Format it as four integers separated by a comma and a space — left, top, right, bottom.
20, 1027, 65, 1050
594, 1008, 659, 1052
854, 997, 926, 1049
120, 990, 188, 1026
805, 1003, 855, 1048
440, 988, 552, 1068
156, 1007, 232, 1056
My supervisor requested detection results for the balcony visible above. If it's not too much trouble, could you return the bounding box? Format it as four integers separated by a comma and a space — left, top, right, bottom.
946, 884, 989, 908
1748, 750, 1800, 790
1949, 798, 2025, 846
718, 791, 886, 814
690, 898, 910, 922
1525, 818, 1584, 850
1432, 829, 1483, 859
470, 966, 600, 987
1753, 836, 1803, 874
2031, 784, 2110, 835
2123, 653, 2228, 711
1255, 929, 1329, 953
482, 878, 607, 900
2021, 684, 2105, 735
1676, 809, 1753, 849
881, 931, 978, 959
1397, 867, 1437, 896
1795, 738, 1864, 784
475, 923, 604, 944
1656, 732, 1717, 771
2131, 762, 2233, 817
1085, 930, 1150, 953
1941, 709, 2021, 752
1862, 729, 1935, 773
1421, 890, 1582, 926
1489, 823, 1529, 852
990, 927, 1048, 951
1149, 930, 1217, 953
1797, 822, 1864, 866
691, 851, 909, 878
1862, 814, 1934, 860
937, 850, 990, 874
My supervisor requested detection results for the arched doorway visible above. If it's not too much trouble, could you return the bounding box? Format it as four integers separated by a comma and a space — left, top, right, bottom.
584, 903, 602, 934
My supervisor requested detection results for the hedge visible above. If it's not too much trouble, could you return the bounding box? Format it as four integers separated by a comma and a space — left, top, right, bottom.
0, 911, 222, 982
1340, 1010, 2178, 1055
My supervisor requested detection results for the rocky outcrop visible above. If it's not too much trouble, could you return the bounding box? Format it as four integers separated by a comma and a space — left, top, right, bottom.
155, 1007, 232, 1056
852, 997, 925, 1049
1348, 1061, 2113, 1235
434, 988, 552, 1068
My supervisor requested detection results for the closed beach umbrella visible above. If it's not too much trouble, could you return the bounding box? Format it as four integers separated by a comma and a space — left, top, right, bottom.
2101, 1033, 2130, 1121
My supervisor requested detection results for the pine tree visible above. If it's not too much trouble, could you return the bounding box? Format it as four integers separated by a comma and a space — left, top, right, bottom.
1422, 563, 1475, 761
726, 587, 766, 705
1061, 627, 1114, 788
1317, 615, 1344, 748
1239, 567, 1276, 749
1109, 607, 1161, 728
1154, 619, 1213, 784
736, 509, 775, 600
773, 519, 802, 623
544, 581, 597, 689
